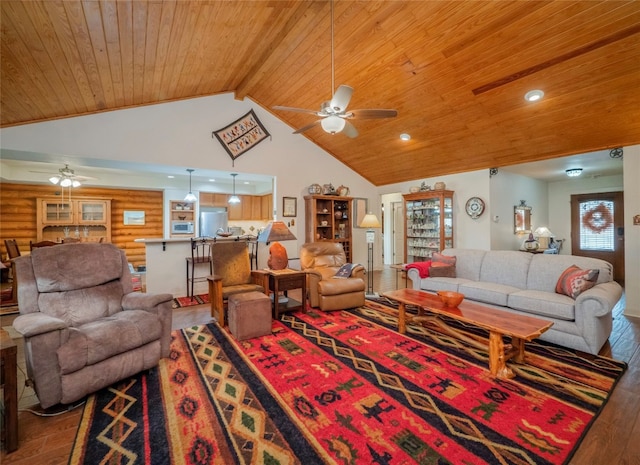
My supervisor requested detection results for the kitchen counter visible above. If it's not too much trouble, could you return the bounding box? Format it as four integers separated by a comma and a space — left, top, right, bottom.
135, 236, 259, 297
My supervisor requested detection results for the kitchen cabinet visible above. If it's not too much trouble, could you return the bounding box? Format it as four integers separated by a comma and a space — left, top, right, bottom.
403, 190, 454, 263
37, 197, 111, 242
200, 193, 272, 221
304, 195, 353, 262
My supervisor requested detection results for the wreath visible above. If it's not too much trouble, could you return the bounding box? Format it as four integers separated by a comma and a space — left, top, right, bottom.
582, 203, 613, 233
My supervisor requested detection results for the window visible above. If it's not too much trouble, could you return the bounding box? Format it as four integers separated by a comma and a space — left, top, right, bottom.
579, 200, 614, 251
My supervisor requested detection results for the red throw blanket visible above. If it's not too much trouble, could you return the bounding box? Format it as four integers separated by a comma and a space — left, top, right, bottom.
406, 260, 431, 278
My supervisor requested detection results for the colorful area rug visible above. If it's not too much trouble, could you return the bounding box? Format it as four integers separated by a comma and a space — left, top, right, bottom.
172, 293, 209, 308
69, 302, 626, 464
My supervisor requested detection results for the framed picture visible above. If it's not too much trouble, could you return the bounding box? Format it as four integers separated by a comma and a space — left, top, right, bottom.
123, 210, 145, 225
283, 197, 297, 217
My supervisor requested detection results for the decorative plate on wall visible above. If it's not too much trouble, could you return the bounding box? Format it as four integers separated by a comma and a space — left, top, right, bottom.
465, 197, 485, 219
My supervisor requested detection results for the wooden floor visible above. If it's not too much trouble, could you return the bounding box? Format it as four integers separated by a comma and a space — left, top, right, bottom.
1, 267, 639, 464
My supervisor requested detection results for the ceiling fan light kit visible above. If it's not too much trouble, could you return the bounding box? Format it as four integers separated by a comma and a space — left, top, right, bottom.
273, 0, 397, 137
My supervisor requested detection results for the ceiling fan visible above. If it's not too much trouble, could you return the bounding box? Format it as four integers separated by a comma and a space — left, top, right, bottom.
30, 163, 97, 187
273, 1, 397, 138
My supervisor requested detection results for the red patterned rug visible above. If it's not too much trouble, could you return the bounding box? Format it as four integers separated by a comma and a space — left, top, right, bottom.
172, 293, 209, 308
69, 302, 626, 464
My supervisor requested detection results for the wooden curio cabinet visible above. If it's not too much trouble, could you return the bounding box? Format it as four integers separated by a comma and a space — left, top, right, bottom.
304, 195, 353, 262
37, 197, 112, 243
403, 190, 454, 263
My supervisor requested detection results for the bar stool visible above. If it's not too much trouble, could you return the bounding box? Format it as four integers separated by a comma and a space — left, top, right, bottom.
186, 237, 213, 300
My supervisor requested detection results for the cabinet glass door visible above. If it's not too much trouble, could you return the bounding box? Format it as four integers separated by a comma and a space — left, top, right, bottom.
44, 201, 73, 223
79, 201, 106, 223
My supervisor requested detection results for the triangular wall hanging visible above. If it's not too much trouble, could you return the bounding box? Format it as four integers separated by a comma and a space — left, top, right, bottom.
212, 109, 271, 166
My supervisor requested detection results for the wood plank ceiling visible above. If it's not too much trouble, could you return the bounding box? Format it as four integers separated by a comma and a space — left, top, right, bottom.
1, 1, 639, 186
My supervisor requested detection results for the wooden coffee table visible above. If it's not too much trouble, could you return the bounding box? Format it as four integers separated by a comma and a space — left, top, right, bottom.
383, 289, 553, 379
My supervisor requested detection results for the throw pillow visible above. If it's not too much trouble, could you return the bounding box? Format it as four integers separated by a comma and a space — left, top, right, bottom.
431, 252, 456, 268
428, 265, 456, 278
334, 263, 356, 278
555, 265, 600, 299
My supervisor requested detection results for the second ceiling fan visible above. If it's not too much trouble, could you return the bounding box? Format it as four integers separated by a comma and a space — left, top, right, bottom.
273, 1, 397, 138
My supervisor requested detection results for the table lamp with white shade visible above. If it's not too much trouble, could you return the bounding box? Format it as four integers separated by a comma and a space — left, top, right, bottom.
533, 226, 554, 250
360, 212, 381, 298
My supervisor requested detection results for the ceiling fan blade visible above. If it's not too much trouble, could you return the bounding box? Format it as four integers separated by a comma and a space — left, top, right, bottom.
293, 120, 322, 134
342, 120, 359, 138
349, 109, 398, 119
273, 105, 319, 116
329, 85, 354, 113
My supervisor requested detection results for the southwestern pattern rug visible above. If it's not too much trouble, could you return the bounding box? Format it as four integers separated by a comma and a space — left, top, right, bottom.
172, 293, 210, 308
69, 303, 627, 465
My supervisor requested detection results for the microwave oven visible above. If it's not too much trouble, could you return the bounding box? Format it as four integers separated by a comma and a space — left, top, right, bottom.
171, 221, 194, 234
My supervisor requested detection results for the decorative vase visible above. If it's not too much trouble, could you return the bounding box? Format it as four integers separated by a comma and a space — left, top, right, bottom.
337, 185, 350, 196
308, 184, 322, 194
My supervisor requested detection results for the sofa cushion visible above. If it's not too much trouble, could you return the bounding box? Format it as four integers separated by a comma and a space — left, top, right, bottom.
479, 251, 531, 289
508, 290, 575, 321
527, 254, 613, 291
556, 265, 600, 299
57, 309, 163, 375
420, 277, 471, 293
440, 249, 485, 281
458, 282, 520, 307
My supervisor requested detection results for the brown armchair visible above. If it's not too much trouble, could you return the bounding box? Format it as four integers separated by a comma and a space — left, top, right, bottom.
300, 242, 366, 311
208, 241, 265, 327
13, 243, 173, 409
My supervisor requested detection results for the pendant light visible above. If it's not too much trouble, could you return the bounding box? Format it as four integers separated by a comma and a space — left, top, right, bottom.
228, 173, 240, 204
184, 169, 197, 203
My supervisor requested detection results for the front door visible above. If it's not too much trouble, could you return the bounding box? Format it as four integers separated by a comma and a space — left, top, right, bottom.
570, 192, 624, 285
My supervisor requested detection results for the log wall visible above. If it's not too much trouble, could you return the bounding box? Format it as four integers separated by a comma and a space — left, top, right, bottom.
0, 183, 163, 268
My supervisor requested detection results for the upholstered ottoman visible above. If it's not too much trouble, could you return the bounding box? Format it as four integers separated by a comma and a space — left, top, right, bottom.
228, 291, 272, 340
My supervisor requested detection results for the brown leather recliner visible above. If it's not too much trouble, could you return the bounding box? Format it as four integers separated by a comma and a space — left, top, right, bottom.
300, 242, 365, 311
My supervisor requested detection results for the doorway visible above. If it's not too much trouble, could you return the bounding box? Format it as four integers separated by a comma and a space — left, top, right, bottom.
570, 192, 624, 285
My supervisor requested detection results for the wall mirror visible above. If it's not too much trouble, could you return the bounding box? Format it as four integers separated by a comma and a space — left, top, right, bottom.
514, 201, 532, 234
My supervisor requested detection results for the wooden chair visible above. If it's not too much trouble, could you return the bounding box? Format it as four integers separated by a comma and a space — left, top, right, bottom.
30, 240, 59, 250
4, 239, 21, 260
207, 241, 265, 327
186, 237, 213, 300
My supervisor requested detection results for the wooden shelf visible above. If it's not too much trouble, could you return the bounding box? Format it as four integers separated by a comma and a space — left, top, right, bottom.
304, 195, 353, 262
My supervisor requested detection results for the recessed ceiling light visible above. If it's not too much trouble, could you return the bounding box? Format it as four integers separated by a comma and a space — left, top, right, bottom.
167, 175, 175, 179
524, 90, 544, 102
208, 178, 216, 182
566, 168, 583, 177
400, 133, 411, 141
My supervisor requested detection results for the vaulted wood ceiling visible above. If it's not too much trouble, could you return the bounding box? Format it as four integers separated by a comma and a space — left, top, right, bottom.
2, 1, 639, 186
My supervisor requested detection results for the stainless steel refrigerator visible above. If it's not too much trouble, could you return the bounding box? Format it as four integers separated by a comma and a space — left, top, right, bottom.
199, 208, 228, 237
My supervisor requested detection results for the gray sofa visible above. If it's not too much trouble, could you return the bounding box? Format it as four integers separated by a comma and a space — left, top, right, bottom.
13, 243, 173, 409
406, 248, 623, 355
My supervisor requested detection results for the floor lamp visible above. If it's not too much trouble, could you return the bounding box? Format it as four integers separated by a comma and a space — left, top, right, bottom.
360, 212, 381, 298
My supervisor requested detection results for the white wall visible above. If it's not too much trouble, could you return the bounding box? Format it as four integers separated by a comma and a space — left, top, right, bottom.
0, 93, 379, 266
490, 171, 548, 251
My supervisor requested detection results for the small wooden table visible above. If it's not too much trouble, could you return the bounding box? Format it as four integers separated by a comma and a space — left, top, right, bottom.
1, 328, 18, 452
263, 269, 306, 319
389, 264, 408, 289
383, 289, 553, 379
